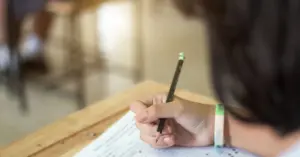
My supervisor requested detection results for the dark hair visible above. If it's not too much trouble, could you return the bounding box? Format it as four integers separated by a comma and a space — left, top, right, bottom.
173, 0, 300, 136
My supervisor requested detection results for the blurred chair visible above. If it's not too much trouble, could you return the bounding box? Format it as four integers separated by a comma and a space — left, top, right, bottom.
45, 0, 86, 109
5, 0, 27, 112
5, 0, 87, 113
5, 0, 144, 113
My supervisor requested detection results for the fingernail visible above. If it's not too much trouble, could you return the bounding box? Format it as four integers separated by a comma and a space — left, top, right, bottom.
168, 126, 172, 133
162, 129, 169, 134
164, 136, 175, 146
167, 125, 173, 133
162, 125, 171, 134
164, 137, 171, 143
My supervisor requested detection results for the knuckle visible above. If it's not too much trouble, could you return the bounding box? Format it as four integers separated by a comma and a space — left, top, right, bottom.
150, 140, 159, 148
140, 134, 148, 143
175, 101, 184, 117
148, 105, 159, 118
160, 93, 168, 103
137, 123, 151, 135
140, 134, 155, 146
148, 125, 158, 137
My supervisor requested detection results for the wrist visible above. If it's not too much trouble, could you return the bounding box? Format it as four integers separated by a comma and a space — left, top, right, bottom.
224, 113, 232, 146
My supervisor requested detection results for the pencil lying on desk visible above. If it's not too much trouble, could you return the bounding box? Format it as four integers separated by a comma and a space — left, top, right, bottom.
156, 52, 185, 141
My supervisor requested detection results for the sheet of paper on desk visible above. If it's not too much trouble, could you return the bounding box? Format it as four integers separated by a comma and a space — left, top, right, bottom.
74, 111, 257, 157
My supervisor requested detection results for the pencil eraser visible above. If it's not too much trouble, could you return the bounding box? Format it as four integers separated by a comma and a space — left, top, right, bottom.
179, 52, 185, 60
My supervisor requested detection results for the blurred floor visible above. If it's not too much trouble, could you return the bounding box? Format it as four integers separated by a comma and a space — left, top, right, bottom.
0, 70, 135, 146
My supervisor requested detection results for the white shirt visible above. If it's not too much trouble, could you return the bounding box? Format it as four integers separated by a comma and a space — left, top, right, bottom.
279, 141, 300, 157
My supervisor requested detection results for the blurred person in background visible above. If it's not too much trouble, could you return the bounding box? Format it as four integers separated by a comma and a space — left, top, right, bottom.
131, 0, 300, 157
0, 0, 54, 73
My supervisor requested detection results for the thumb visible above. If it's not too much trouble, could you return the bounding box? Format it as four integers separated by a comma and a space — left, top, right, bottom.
136, 101, 183, 123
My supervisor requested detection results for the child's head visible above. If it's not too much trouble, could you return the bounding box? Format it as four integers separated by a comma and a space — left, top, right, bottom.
173, 0, 300, 136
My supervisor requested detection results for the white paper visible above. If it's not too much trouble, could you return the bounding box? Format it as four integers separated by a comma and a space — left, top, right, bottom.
74, 111, 257, 157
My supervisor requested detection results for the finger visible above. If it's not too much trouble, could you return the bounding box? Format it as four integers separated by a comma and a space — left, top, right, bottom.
162, 135, 176, 147
130, 94, 158, 114
166, 120, 174, 134
139, 96, 155, 106
136, 123, 157, 137
140, 134, 175, 148
136, 121, 173, 137
156, 94, 167, 104
136, 102, 183, 123
153, 94, 165, 105
130, 101, 147, 114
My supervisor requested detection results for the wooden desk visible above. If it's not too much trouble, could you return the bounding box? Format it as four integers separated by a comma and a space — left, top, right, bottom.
0, 81, 217, 157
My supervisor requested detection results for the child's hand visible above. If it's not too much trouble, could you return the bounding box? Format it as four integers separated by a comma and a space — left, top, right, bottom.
130, 93, 215, 148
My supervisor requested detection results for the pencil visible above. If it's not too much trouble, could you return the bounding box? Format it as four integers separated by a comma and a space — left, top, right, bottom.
156, 52, 185, 135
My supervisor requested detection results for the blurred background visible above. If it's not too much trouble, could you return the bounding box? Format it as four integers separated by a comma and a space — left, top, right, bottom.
0, 0, 212, 146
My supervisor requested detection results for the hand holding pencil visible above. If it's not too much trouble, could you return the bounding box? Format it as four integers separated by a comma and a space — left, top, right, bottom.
130, 93, 215, 148
156, 52, 185, 135
130, 52, 215, 148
